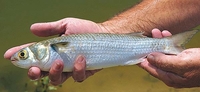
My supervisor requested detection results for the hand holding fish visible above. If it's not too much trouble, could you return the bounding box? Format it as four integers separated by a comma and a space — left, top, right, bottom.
140, 29, 200, 88
4, 17, 199, 88
3, 17, 174, 86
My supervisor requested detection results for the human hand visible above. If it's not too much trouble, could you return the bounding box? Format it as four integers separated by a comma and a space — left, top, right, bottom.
139, 29, 200, 88
4, 18, 107, 85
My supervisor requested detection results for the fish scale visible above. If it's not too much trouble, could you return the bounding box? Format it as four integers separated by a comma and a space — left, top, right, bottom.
50, 34, 168, 70
11, 30, 198, 71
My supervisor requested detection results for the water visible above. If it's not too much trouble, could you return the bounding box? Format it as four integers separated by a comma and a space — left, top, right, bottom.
1, 0, 200, 92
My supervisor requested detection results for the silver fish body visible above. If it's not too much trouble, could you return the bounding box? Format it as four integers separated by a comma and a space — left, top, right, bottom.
11, 30, 198, 71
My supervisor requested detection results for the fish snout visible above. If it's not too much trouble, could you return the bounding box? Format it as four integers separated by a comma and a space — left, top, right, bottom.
11, 57, 18, 62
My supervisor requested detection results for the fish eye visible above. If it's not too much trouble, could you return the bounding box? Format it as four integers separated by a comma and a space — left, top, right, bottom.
18, 50, 28, 60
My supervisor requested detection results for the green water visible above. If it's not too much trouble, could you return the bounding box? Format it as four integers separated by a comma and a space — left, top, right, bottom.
1, 0, 200, 92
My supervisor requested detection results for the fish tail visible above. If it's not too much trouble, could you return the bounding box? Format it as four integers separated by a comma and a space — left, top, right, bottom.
167, 30, 199, 54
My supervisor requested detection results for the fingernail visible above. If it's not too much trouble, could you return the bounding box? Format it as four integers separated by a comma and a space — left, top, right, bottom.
28, 69, 38, 80
55, 62, 62, 70
147, 54, 155, 61
76, 55, 84, 63
29, 68, 34, 75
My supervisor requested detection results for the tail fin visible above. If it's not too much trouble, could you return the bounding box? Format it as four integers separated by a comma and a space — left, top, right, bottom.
166, 30, 199, 54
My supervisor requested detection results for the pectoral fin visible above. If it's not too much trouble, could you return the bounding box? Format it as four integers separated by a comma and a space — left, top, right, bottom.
51, 42, 70, 53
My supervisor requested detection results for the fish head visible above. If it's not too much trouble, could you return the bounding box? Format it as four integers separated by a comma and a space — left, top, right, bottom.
11, 47, 35, 69
11, 42, 51, 70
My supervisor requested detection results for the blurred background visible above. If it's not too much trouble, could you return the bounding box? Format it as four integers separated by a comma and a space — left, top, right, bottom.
1, 0, 200, 92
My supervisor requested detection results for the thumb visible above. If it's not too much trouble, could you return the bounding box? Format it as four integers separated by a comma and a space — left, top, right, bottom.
30, 20, 65, 37
147, 52, 178, 72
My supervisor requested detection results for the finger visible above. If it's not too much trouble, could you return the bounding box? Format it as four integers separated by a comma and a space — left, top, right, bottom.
162, 30, 172, 37
151, 28, 163, 38
4, 43, 34, 59
147, 52, 180, 72
49, 60, 68, 86
139, 61, 160, 78
28, 67, 41, 80
30, 19, 66, 37
85, 69, 101, 78
72, 55, 86, 82
139, 60, 187, 88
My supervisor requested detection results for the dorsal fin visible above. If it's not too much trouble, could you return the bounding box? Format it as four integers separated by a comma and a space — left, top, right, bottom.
126, 32, 147, 37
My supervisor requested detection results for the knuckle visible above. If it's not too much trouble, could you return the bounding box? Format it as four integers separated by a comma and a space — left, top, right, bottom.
72, 75, 85, 82
72, 72, 86, 82
49, 75, 61, 83
179, 56, 189, 62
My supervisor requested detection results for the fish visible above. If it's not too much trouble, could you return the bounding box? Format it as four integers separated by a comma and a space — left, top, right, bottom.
10, 30, 198, 72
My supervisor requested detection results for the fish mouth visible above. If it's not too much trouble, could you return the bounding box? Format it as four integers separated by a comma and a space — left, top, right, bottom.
11, 57, 18, 62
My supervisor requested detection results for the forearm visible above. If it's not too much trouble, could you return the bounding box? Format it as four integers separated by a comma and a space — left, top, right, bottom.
101, 0, 200, 36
